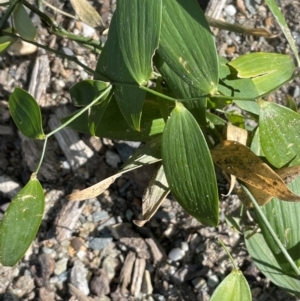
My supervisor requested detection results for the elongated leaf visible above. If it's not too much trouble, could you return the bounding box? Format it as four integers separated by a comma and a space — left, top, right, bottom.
67, 136, 162, 201
234, 100, 260, 116
258, 100, 300, 168
9, 87, 45, 139
210, 270, 251, 301
95, 14, 144, 130
157, 0, 218, 94
116, 0, 161, 85
70, 80, 110, 107
134, 164, 170, 227
211, 140, 300, 204
70, 0, 103, 27
0, 175, 44, 266
13, 4, 37, 41
255, 176, 300, 276
265, 0, 300, 67
162, 103, 219, 226
228, 53, 295, 96
245, 231, 300, 297
0, 28, 17, 53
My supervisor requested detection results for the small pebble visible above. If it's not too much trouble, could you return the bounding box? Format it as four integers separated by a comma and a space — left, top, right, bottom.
92, 210, 110, 222
224, 5, 237, 17
125, 209, 134, 221
70, 260, 90, 295
180, 242, 189, 253
192, 277, 207, 290
207, 274, 219, 288
168, 248, 185, 261
105, 150, 121, 168
61, 47, 74, 56
89, 237, 113, 251
54, 258, 68, 275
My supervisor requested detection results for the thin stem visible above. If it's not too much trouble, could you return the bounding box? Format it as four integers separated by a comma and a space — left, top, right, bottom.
0, 2, 10, 6
35, 136, 48, 174
139, 86, 176, 102
218, 239, 238, 270
0, 0, 19, 31
45, 85, 112, 138
43, 0, 77, 20
243, 185, 300, 276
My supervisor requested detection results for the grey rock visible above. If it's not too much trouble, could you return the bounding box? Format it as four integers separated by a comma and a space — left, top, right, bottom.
10, 274, 35, 298
92, 210, 110, 223
61, 47, 74, 56
89, 237, 113, 251
192, 277, 207, 290
54, 257, 68, 275
0, 266, 20, 294
70, 260, 90, 295
90, 269, 110, 296
105, 150, 121, 168
207, 274, 219, 288
168, 248, 185, 261
224, 4, 237, 17
97, 216, 121, 232
114, 140, 141, 162
0, 175, 21, 199
102, 255, 117, 281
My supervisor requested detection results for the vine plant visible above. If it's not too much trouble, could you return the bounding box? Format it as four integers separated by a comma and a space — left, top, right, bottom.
1, 0, 300, 299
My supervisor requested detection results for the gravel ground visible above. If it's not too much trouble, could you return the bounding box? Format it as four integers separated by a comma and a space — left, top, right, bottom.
0, 0, 300, 300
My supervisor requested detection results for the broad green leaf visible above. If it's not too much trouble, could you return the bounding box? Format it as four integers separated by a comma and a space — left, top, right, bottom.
234, 100, 260, 116
245, 231, 300, 297
250, 127, 265, 157
228, 53, 295, 96
210, 270, 251, 301
9, 87, 45, 139
116, 0, 161, 85
69, 0, 103, 28
157, 0, 218, 94
0, 175, 45, 266
95, 13, 144, 130
255, 176, 300, 276
0, 28, 17, 53
265, 0, 300, 67
63, 97, 166, 141
68, 136, 162, 201
70, 80, 110, 107
162, 103, 219, 226
13, 4, 37, 41
258, 100, 300, 168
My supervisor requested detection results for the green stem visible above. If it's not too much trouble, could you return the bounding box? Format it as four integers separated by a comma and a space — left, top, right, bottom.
46, 85, 112, 138
35, 136, 48, 174
218, 239, 238, 270
243, 185, 300, 276
0, 0, 19, 31
139, 86, 176, 102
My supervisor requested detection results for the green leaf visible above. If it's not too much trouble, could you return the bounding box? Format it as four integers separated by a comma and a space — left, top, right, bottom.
0, 175, 45, 266
265, 0, 300, 67
9, 87, 45, 139
116, 0, 162, 85
63, 97, 166, 141
258, 100, 300, 168
245, 231, 300, 298
95, 13, 144, 130
228, 53, 295, 96
13, 3, 37, 41
255, 176, 300, 276
285, 95, 298, 112
234, 100, 260, 116
157, 0, 218, 94
250, 127, 265, 157
0, 28, 17, 53
210, 270, 251, 301
162, 103, 219, 226
70, 80, 110, 107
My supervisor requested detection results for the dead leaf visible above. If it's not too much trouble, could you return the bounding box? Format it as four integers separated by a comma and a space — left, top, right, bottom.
225, 123, 248, 144
211, 140, 300, 204
222, 174, 237, 197
133, 165, 169, 227
69, 0, 103, 28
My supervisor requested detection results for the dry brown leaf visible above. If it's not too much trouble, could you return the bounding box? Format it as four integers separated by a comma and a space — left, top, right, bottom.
211, 140, 300, 203
225, 123, 248, 145
70, 0, 103, 28
276, 165, 300, 184
133, 165, 169, 227
222, 174, 237, 197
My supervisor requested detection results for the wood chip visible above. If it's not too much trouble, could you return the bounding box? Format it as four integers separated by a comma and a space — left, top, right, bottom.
145, 238, 166, 265
130, 258, 146, 298
119, 251, 136, 296
48, 106, 94, 172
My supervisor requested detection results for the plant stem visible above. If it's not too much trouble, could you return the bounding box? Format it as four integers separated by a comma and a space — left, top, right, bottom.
45, 85, 112, 138
218, 239, 238, 270
243, 185, 300, 276
139, 86, 176, 102
0, 0, 19, 31
35, 136, 48, 174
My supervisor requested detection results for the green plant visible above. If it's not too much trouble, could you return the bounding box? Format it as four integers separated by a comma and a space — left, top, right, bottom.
1, 0, 300, 298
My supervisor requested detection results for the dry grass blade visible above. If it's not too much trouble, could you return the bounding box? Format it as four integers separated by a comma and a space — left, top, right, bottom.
69, 0, 103, 28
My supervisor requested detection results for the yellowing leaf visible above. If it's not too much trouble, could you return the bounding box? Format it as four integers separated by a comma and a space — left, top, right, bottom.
211, 140, 300, 204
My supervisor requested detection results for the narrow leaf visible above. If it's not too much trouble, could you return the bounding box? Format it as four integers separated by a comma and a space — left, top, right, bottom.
67, 136, 162, 201
245, 231, 300, 297
116, 0, 162, 85
157, 0, 219, 94
134, 164, 170, 227
210, 270, 251, 301
0, 175, 44, 266
0, 28, 17, 53
69, 0, 103, 28
13, 4, 37, 41
162, 103, 219, 226
9, 87, 45, 139
258, 100, 300, 167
